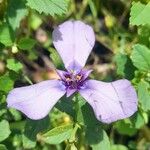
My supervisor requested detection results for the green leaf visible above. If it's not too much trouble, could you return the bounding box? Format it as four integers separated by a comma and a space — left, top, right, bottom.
0, 120, 11, 142
115, 53, 135, 80
26, 0, 68, 16
131, 44, 150, 71
115, 53, 127, 76
114, 120, 137, 136
130, 2, 150, 26
13, 134, 22, 148
0, 144, 7, 150
111, 144, 128, 150
88, 0, 97, 18
0, 24, 13, 46
29, 13, 42, 30
23, 117, 50, 149
55, 96, 75, 118
22, 134, 36, 149
66, 143, 78, 150
131, 112, 145, 129
18, 38, 36, 50
0, 0, 7, 21
9, 108, 22, 121
138, 81, 150, 111
0, 99, 7, 117
71, 95, 109, 149
7, 0, 28, 30
7, 59, 23, 73
91, 131, 110, 150
86, 127, 110, 150
138, 25, 150, 46
49, 48, 64, 69
75, 95, 99, 126
42, 123, 73, 144
0, 73, 14, 93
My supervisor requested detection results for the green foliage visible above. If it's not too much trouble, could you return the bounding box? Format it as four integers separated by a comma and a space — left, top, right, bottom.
0, 120, 11, 142
131, 44, 150, 71
74, 95, 110, 149
114, 120, 137, 136
111, 145, 128, 150
7, 0, 28, 30
130, 2, 150, 26
138, 81, 150, 111
0, 74, 14, 93
132, 111, 146, 129
42, 123, 73, 144
0, 0, 150, 149
0, 24, 13, 46
28, 13, 42, 30
138, 25, 150, 46
115, 53, 135, 79
0, 144, 7, 150
0, 0, 7, 21
49, 47, 64, 69
23, 117, 50, 148
26, 0, 68, 16
89, 129, 110, 150
6, 59, 23, 72
18, 38, 36, 50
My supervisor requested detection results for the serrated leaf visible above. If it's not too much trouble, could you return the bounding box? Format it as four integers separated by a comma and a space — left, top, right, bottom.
138, 81, 150, 111
42, 123, 73, 144
0, 73, 14, 93
18, 38, 36, 50
0, 120, 11, 142
0, 24, 13, 46
138, 25, 150, 46
7, 59, 23, 72
7, 0, 28, 30
130, 2, 150, 26
26, 0, 68, 16
131, 44, 150, 71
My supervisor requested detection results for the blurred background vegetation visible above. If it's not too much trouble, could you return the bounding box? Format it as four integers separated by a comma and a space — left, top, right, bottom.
0, 0, 150, 149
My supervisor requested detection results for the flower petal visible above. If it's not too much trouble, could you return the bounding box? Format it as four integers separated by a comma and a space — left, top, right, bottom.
7, 80, 66, 120
79, 79, 137, 124
52, 20, 95, 69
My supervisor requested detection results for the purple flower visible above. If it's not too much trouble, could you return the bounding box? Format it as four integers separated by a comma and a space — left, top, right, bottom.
7, 21, 137, 123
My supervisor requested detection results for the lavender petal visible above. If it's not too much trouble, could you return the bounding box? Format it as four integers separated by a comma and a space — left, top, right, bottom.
52, 20, 95, 70
79, 79, 138, 124
7, 80, 66, 120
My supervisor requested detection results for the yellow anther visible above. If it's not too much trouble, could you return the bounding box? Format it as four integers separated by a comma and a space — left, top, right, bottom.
76, 75, 82, 80
66, 77, 71, 81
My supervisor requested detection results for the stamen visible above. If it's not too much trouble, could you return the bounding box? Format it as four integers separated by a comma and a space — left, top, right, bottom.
66, 77, 71, 81
76, 75, 82, 81
61, 69, 89, 90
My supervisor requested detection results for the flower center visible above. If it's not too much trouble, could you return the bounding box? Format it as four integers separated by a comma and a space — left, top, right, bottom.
60, 69, 90, 90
